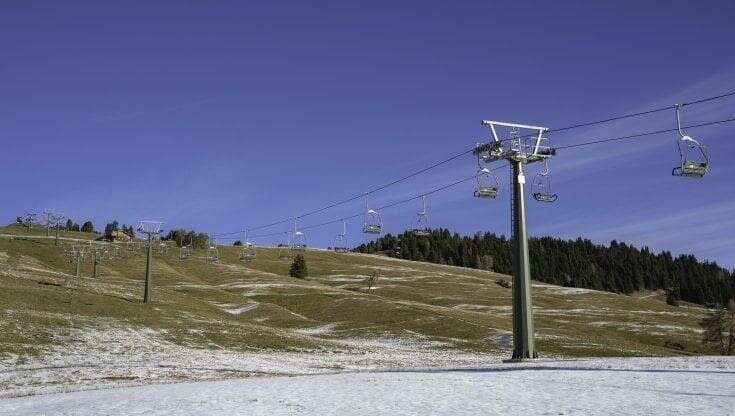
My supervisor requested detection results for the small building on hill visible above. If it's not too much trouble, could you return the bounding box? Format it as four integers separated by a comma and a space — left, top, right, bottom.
100, 230, 132, 242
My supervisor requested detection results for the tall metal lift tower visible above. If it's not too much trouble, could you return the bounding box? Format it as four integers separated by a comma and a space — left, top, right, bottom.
474, 121, 555, 360
137, 220, 162, 304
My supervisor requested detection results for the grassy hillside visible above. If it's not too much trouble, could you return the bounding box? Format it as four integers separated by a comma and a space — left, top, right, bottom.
0, 223, 101, 241
0, 223, 713, 367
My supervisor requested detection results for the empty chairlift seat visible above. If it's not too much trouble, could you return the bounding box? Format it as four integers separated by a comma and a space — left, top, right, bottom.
532, 160, 558, 203
362, 195, 383, 234
474, 168, 499, 199
411, 195, 430, 236
672, 104, 710, 178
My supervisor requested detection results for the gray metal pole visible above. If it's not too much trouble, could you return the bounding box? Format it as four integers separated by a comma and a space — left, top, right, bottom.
511, 160, 537, 360
143, 234, 153, 303
55, 225, 60, 246
92, 253, 98, 279
75, 253, 81, 278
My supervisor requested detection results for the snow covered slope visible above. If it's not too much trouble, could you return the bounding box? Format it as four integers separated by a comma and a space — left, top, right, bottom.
1, 357, 733, 416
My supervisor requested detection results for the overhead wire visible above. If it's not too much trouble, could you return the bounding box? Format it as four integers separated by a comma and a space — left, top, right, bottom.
556, 117, 735, 150
240, 116, 735, 241
214, 90, 735, 238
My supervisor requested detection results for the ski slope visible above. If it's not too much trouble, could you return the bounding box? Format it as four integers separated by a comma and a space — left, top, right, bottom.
1, 357, 732, 415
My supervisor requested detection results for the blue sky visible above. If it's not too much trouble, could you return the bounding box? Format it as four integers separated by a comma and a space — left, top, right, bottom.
2, 1, 734, 267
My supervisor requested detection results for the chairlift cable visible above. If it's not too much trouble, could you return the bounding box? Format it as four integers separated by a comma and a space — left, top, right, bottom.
243, 116, 735, 239
213, 91, 735, 237
556, 117, 735, 150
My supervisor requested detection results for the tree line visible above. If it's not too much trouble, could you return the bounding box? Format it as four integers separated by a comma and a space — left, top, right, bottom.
14, 215, 138, 240
354, 229, 734, 307
63, 218, 95, 233
102, 220, 136, 238
700, 300, 734, 355
161, 229, 210, 250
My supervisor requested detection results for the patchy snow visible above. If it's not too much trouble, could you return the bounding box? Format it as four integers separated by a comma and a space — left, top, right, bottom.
321, 274, 368, 282
218, 303, 259, 315
536, 307, 607, 316
356, 264, 416, 273
489, 331, 513, 349
0, 320, 503, 398
2, 357, 732, 415
589, 321, 704, 334
453, 304, 512, 314
532, 283, 609, 295
295, 323, 338, 335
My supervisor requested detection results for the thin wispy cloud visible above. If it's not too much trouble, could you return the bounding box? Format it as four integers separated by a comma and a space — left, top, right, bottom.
552, 69, 735, 178
88, 98, 214, 125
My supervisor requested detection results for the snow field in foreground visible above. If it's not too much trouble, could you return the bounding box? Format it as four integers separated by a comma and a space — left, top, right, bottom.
1, 357, 733, 416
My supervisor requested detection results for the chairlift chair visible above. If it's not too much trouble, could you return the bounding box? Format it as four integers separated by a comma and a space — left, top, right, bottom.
206, 247, 219, 263
179, 245, 191, 260
532, 160, 558, 203
158, 241, 169, 255
672, 104, 709, 178
474, 168, 499, 199
278, 248, 292, 261
238, 230, 257, 262
411, 195, 430, 236
412, 227, 430, 237
279, 232, 293, 261
290, 219, 306, 251
362, 195, 382, 234
179, 234, 193, 260
292, 231, 306, 251
240, 242, 256, 262
206, 238, 219, 263
245, 241, 258, 261
334, 236, 349, 252
334, 220, 349, 252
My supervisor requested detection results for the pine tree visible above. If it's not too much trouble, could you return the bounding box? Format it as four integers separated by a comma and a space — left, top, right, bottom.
289, 255, 308, 279
81, 221, 94, 233
728, 300, 735, 355
104, 221, 119, 237
700, 305, 728, 354
666, 286, 680, 307
353, 229, 733, 306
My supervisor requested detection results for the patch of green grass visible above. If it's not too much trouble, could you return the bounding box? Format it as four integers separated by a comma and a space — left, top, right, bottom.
0, 227, 717, 362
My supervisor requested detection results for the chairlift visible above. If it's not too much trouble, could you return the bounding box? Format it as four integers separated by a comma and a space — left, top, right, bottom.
157, 240, 169, 255
362, 195, 382, 234
206, 247, 219, 263
239, 230, 256, 262
291, 219, 306, 251
532, 159, 558, 203
672, 104, 709, 178
206, 237, 219, 263
474, 168, 499, 199
411, 195, 430, 236
179, 234, 193, 260
334, 220, 349, 253
278, 232, 293, 261
179, 245, 191, 260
